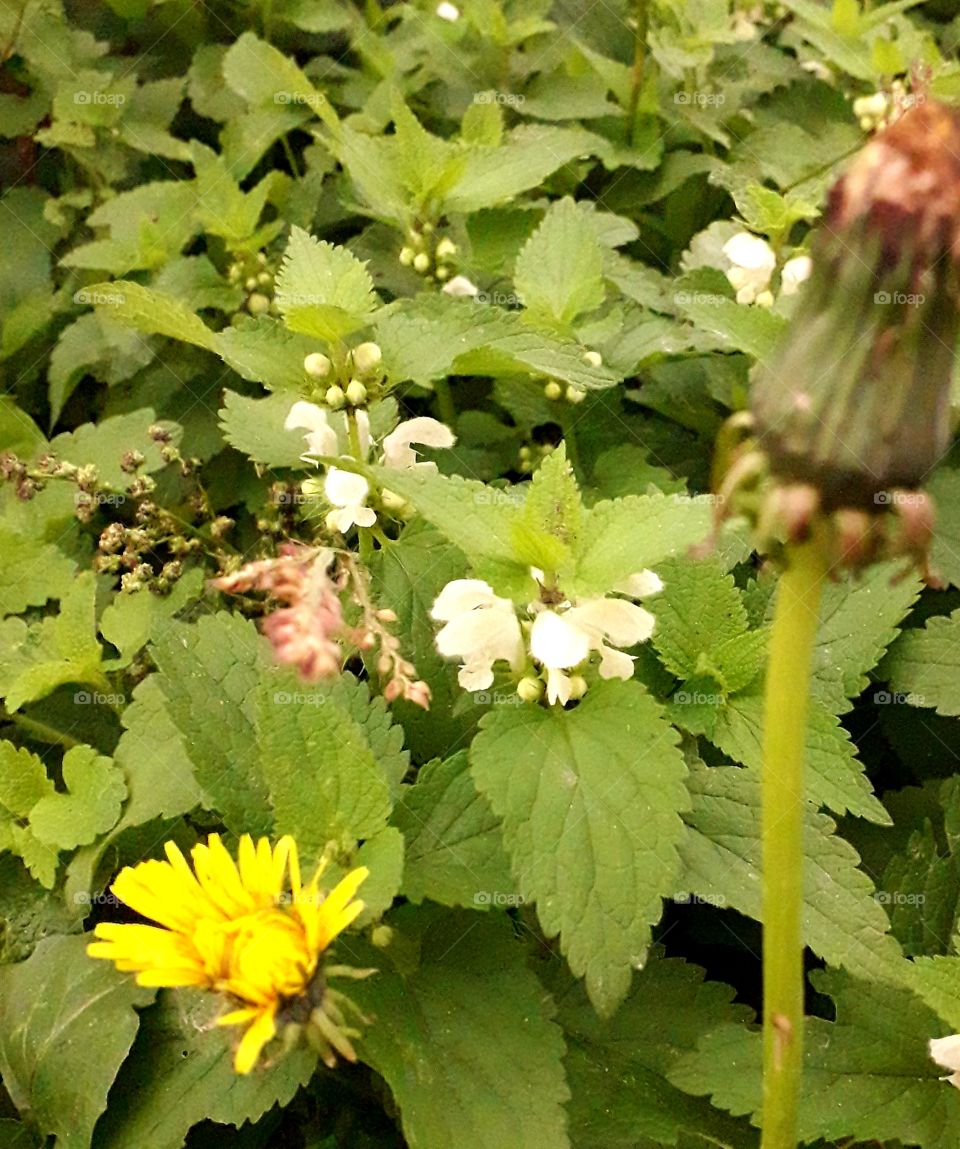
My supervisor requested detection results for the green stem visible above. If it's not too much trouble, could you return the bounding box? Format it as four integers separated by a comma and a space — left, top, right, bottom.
760, 539, 826, 1149
433, 377, 457, 430
627, 0, 648, 145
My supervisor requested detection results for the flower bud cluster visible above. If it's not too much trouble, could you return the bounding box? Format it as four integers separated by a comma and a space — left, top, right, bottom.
399, 223, 459, 283
301, 342, 384, 411
227, 250, 279, 319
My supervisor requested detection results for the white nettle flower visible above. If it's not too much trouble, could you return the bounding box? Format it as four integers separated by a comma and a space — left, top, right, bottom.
324, 468, 376, 533
530, 596, 656, 705
284, 400, 338, 460
430, 580, 524, 691
381, 417, 456, 472
722, 232, 776, 305
780, 254, 813, 296
285, 401, 372, 463
436, 0, 460, 19
930, 1035, 960, 1089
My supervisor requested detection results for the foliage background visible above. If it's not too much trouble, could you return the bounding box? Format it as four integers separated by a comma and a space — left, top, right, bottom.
3, 0, 960, 1146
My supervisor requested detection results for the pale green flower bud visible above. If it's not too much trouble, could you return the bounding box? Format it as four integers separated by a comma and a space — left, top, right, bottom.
303, 352, 332, 379
352, 342, 382, 375
345, 379, 367, 406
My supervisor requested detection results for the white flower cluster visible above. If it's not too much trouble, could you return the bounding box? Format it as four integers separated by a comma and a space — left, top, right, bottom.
285, 402, 455, 534
430, 568, 663, 706
722, 232, 812, 306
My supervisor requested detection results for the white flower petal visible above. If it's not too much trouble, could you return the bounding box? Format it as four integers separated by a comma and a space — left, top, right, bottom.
382, 418, 457, 469
430, 579, 500, 621
616, 569, 664, 598
303, 426, 338, 458
567, 598, 656, 648
530, 610, 590, 670
598, 644, 635, 681
780, 255, 813, 296
285, 400, 328, 433
330, 504, 376, 532
324, 467, 370, 508
442, 275, 479, 297
723, 232, 776, 272
355, 410, 372, 459
544, 666, 573, 706
436, 1, 459, 19
459, 662, 495, 691
930, 1035, 960, 1073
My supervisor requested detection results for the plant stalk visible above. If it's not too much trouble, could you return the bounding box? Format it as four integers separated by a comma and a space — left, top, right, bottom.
760, 538, 826, 1149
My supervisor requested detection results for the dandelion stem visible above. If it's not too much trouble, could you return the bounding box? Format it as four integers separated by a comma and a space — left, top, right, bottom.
760, 537, 826, 1149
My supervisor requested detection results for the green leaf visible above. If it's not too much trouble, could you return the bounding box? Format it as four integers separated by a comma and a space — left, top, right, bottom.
394, 751, 512, 908
573, 494, 712, 598
0, 934, 155, 1149
0, 572, 107, 712
215, 319, 321, 392
83, 280, 218, 351
111, 675, 206, 832
650, 557, 756, 685
219, 389, 312, 469
0, 742, 54, 818
471, 679, 688, 1015
709, 691, 890, 824
560, 951, 757, 1149
95, 988, 316, 1149
513, 197, 605, 327
368, 466, 532, 595
351, 906, 570, 1149
519, 442, 581, 572
28, 745, 126, 850
99, 567, 205, 669
47, 408, 181, 490
0, 528, 75, 617
669, 969, 960, 1148
677, 762, 911, 987
150, 613, 271, 836
274, 226, 377, 341
674, 288, 786, 360
882, 816, 960, 957
805, 561, 921, 713
884, 608, 960, 716
256, 670, 394, 857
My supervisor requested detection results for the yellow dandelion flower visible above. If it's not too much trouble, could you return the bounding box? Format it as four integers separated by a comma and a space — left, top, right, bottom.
87, 832, 368, 1074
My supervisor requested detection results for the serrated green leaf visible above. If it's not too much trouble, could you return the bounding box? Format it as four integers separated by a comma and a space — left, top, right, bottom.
677, 762, 910, 987
514, 197, 605, 327
0, 528, 75, 617
669, 969, 960, 1148
95, 988, 316, 1149
215, 319, 322, 391
368, 466, 532, 595
1, 572, 107, 712
83, 280, 218, 351
0, 934, 155, 1149
255, 670, 393, 857
150, 614, 271, 836
351, 906, 570, 1149
573, 494, 712, 598
28, 745, 126, 850
111, 675, 206, 832
560, 951, 757, 1149
275, 227, 377, 341
471, 679, 688, 1015
219, 389, 312, 468
0, 742, 54, 818
99, 568, 205, 669
674, 290, 786, 360
394, 751, 512, 908
882, 818, 960, 957
884, 608, 960, 716
47, 408, 181, 490
804, 561, 921, 713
